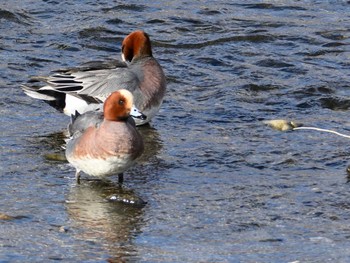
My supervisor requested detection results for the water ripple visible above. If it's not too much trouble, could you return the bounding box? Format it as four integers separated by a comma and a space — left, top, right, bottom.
2, 1, 350, 262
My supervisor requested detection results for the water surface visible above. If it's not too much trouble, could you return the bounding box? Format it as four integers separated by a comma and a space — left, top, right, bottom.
1, 1, 350, 262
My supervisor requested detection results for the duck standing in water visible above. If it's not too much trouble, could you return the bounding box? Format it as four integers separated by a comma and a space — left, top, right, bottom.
22, 30, 166, 126
65, 89, 145, 184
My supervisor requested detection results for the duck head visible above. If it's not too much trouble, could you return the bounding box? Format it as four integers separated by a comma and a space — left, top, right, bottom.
121, 30, 153, 62
104, 90, 146, 121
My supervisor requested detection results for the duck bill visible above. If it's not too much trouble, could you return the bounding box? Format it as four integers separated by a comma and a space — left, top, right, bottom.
130, 106, 147, 120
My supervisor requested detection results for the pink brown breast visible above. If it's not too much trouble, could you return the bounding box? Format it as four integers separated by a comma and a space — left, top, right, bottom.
72, 121, 144, 161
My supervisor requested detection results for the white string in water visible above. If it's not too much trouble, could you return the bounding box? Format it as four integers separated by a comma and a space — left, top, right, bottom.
293, 127, 350, 139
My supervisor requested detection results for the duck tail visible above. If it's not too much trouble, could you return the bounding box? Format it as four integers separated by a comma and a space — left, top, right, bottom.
21, 84, 66, 112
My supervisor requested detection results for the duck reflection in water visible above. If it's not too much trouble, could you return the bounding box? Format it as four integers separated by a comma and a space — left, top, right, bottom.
66, 179, 145, 261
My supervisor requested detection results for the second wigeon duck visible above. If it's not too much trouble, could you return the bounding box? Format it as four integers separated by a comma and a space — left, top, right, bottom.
22, 30, 166, 126
65, 89, 145, 184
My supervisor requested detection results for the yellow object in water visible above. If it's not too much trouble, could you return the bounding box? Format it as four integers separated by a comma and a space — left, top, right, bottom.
263, 119, 301, 131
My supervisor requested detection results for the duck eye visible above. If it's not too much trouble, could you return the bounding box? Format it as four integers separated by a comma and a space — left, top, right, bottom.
118, 99, 125, 106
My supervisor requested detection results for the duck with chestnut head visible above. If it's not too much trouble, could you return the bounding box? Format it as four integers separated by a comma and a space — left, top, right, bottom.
65, 89, 146, 184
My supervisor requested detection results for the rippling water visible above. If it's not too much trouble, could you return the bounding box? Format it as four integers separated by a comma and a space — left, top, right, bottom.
1, 1, 350, 262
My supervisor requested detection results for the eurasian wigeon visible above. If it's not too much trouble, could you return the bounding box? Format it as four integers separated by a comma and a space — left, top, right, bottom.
22, 30, 166, 126
65, 89, 145, 184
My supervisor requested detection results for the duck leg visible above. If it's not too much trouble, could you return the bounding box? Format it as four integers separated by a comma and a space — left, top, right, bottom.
118, 173, 124, 184
75, 169, 81, 184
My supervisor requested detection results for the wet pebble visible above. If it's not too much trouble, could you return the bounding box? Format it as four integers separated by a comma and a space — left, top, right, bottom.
107, 194, 147, 206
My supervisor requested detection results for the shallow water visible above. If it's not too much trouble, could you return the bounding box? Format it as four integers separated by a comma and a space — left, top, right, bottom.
1, 0, 350, 262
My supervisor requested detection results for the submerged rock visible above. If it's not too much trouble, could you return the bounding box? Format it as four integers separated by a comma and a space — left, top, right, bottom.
0, 212, 27, 220
44, 153, 67, 162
